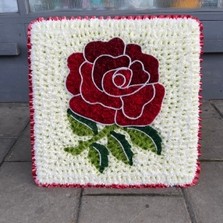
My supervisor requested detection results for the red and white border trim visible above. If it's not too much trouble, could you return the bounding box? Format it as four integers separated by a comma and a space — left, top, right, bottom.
28, 15, 203, 188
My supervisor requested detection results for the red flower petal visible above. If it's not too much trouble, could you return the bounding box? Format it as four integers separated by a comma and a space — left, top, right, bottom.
80, 62, 122, 109
129, 61, 150, 85
113, 69, 132, 87
66, 53, 84, 95
84, 38, 125, 63
125, 44, 159, 83
103, 70, 142, 97
121, 84, 155, 119
93, 55, 130, 90
69, 96, 115, 125
116, 84, 165, 126
113, 74, 125, 87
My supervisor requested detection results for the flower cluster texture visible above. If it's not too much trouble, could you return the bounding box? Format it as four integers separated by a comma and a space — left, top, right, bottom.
28, 16, 202, 187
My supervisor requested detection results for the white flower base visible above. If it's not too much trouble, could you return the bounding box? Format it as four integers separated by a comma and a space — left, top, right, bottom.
28, 16, 202, 187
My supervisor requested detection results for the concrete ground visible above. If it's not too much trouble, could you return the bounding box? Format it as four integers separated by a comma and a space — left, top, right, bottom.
0, 100, 222, 223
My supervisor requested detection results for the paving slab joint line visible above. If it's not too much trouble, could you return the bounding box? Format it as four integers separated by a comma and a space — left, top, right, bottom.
0, 120, 30, 168
4, 160, 32, 163
181, 188, 198, 223
75, 189, 83, 223
210, 101, 223, 118
83, 193, 182, 197
0, 136, 18, 139
200, 159, 223, 162
0, 102, 29, 106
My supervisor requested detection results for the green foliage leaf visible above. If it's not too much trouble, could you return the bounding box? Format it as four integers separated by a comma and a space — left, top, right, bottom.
88, 143, 109, 173
67, 109, 98, 136
108, 131, 133, 165
125, 126, 162, 155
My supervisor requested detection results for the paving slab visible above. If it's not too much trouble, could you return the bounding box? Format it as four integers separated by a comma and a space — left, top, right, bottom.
6, 125, 31, 161
0, 103, 29, 137
200, 101, 223, 160
83, 187, 181, 196
0, 162, 81, 223
0, 138, 15, 163
79, 196, 190, 223
211, 100, 223, 116
201, 100, 221, 119
183, 162, 223, 223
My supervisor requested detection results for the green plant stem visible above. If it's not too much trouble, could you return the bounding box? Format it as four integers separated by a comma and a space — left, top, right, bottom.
65, 125, 118, 154
83, 125, 117, 146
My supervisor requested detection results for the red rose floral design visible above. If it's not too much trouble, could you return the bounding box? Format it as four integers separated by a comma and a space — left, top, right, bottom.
65, 38, 165, 173
66, 37, 165, 126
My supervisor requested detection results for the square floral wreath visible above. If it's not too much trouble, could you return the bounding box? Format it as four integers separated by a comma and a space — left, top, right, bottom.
28, 16, 203, 188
